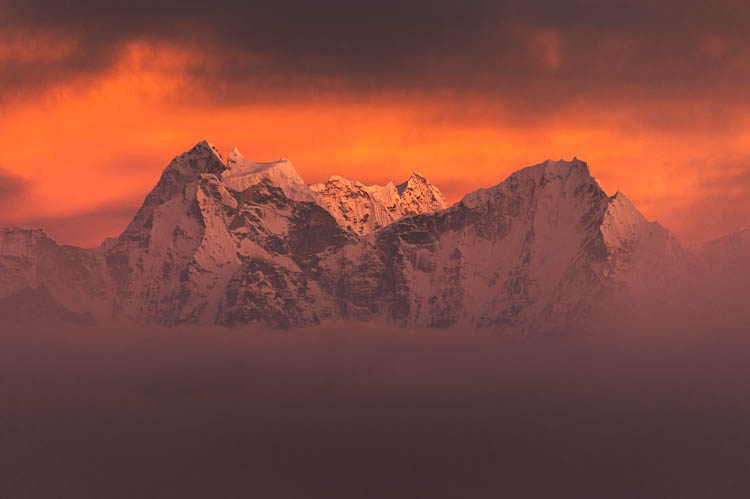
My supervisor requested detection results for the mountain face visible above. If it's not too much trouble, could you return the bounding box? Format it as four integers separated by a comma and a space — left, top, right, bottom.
0, 227, 111, 320
323, 159, 686, 330
0, 141, 723, 330
309, 172, 447, 235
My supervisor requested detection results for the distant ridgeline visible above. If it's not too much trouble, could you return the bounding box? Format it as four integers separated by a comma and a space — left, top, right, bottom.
0, 141, 747, 330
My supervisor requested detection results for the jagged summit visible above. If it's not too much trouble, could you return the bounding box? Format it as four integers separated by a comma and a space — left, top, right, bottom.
226, 147, 290, 172
510, 158, 592, 187
462, 157, 597, 210
395, 172, 426, 194
322, 174, 396, 192
309, 171, 447, 235
116, 141, 228, 242
160, 140, 227, 178
222, 147, 313, 202
396, 171, 447, 216
522, 157, 591, 181
185, 140, 225, 167
459, 156, 665, 249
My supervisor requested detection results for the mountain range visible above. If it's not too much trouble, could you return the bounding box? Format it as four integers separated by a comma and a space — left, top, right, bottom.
1, 140, 746, 330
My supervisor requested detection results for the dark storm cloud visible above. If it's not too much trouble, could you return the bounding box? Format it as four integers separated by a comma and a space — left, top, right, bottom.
2, 0, 750, 111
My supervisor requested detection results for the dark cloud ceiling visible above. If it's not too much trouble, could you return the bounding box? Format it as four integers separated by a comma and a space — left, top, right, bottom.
2, 0, 749, 110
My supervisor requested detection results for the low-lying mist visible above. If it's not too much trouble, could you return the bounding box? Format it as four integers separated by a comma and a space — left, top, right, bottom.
3, 301, 750, 499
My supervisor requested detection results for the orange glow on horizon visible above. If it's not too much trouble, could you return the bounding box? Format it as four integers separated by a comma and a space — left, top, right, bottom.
1, 42, 749, 247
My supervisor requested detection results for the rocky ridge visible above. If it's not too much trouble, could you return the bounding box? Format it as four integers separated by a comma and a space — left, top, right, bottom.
0, 142, 732, 330
309, 172, 447, 235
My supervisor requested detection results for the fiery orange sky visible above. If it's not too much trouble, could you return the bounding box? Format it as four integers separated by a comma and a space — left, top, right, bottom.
2, 1, 750, 247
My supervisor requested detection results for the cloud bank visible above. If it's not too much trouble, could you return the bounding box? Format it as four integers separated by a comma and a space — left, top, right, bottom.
2, 0, 750, 116
2, 317, 750, 498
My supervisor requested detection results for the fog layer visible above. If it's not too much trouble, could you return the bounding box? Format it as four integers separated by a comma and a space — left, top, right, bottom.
2, 312, 750, 498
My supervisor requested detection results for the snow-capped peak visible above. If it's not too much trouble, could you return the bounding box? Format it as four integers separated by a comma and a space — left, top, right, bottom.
3, 144, 711, 331
396, 172, 447, 215
309, 172, 447, 235
396, 171, 426, 194
530, 158, 592, 183
221, 147, 313, 202
462, 157, 597, 211
600, 190, 649, 249
163, 140, 227, 177
226, 147, 290, 173
323, 175, 358, 189
197, 139, 225, 163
